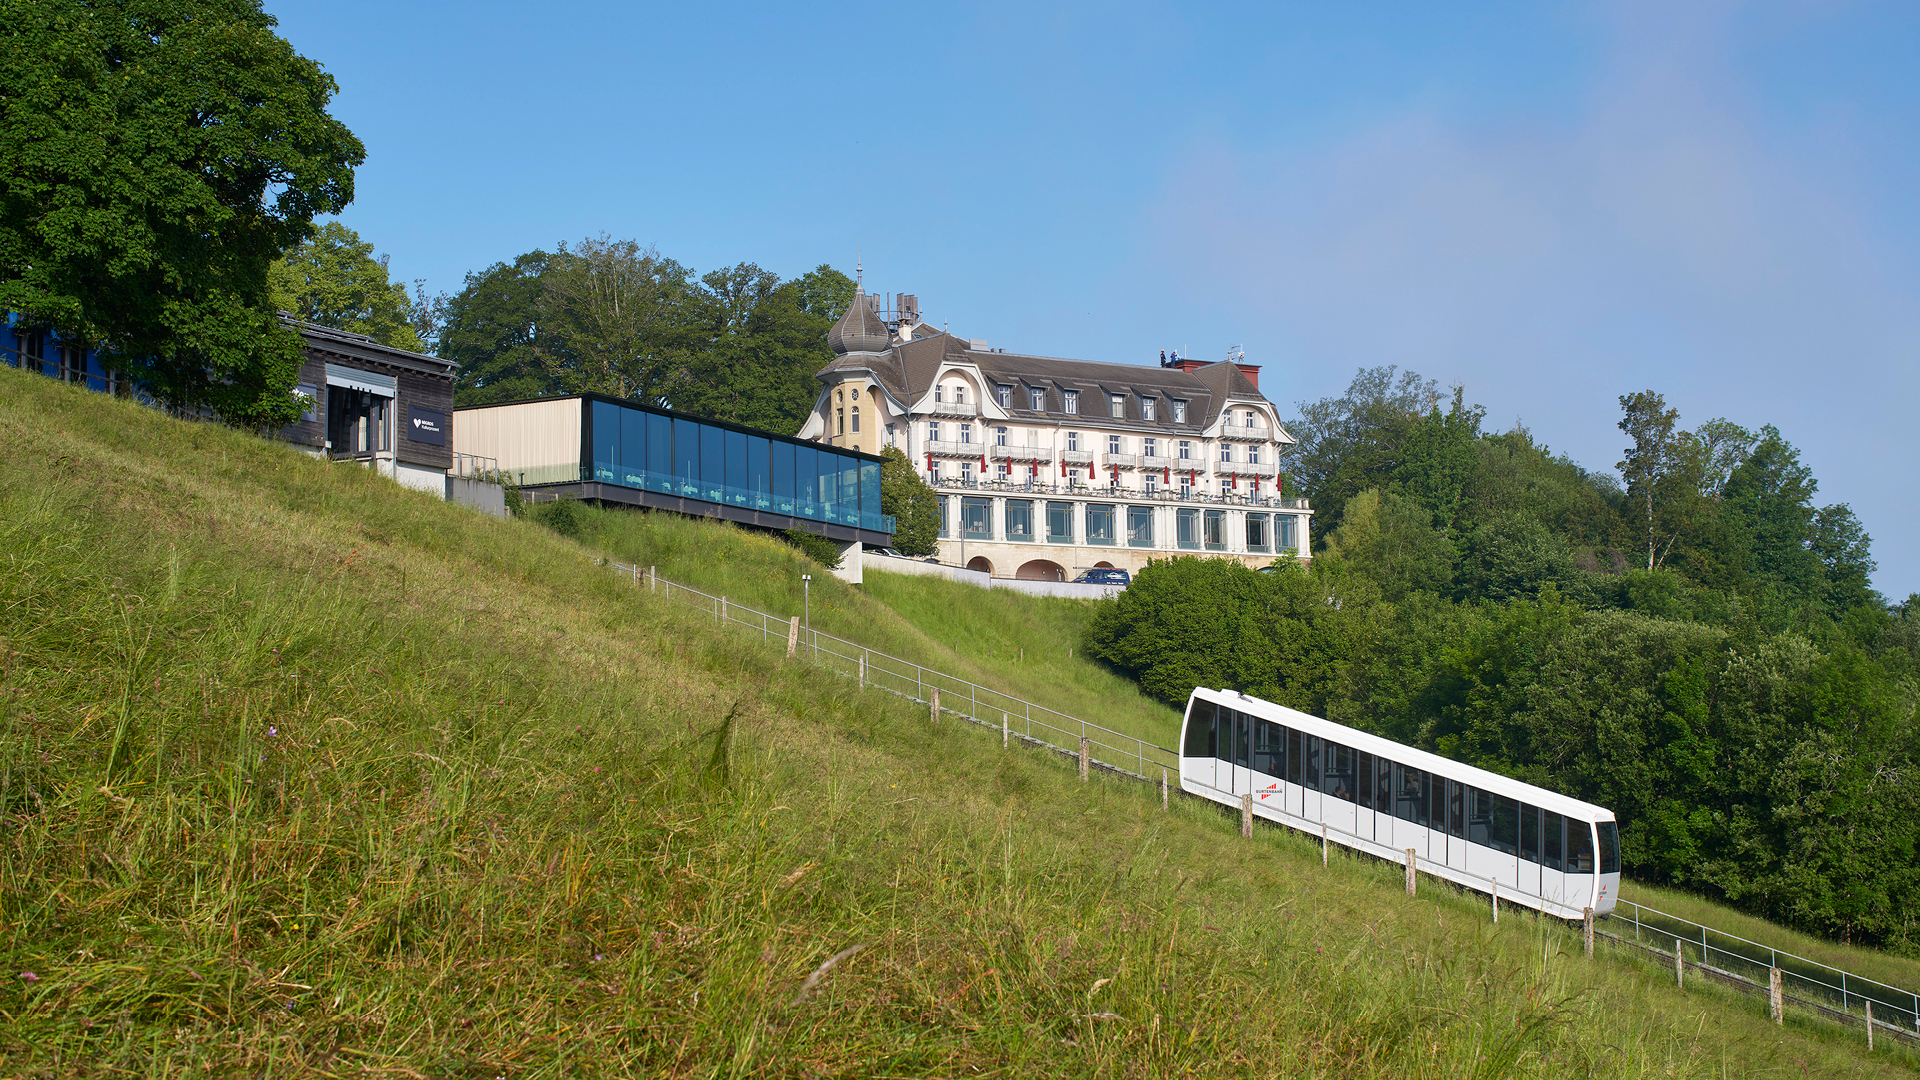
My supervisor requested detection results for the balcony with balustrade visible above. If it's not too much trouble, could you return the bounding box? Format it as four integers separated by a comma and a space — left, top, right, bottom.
928, 472, 1308, 511
1213, 458, 1278, 478
1218, 422, 1271, 442
1102, 452, 1138, 469
927, 440, 984, 458
989, 444, 1053, 462
1061, 448, 1094, 467
925, 400, 979, 418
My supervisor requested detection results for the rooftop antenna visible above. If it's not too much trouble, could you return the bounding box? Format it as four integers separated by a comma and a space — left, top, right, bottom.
1226, 344, 1245, 363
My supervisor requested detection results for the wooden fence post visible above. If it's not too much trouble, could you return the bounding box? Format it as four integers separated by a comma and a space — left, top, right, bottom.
1321, 823, 1328, 867
1002, 712, 1009, 749
1406, 849, 1417, 897
1866, 1001, 1874, 1051
718, 596, 726, 624
1240, 793, 1252, 839
1770, 968, 1783, 1024
786, 616, 799, 657
1489, 878, 1498, 923
649, 566, 656, 593
1078, 738, 1090, 781
1161, 767, 1169, 811
1583, 908, 1594, 957
1673, 938, 1683, 988
931, 688, 940, 724
858, 652, 867, 686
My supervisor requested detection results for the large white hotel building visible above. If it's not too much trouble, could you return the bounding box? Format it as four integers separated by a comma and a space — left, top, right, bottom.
795, 288, 1312, 580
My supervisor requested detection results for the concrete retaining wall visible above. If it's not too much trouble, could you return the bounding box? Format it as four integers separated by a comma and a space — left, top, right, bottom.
863, 552, 1120, 599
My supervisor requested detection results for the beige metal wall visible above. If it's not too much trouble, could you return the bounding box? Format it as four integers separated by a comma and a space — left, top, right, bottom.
455, 399, 581, 473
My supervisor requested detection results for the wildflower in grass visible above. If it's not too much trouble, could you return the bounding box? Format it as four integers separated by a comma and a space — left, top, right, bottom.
18, 972, 36, 982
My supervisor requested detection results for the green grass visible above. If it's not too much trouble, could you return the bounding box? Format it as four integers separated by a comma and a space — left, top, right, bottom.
539, 505, 1183, 748
1618, 879, 1920, 995
3, 364, 1916, 1077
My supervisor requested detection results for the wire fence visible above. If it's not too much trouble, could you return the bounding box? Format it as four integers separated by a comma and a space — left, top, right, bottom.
610, 557, 1920, 1052
1599, 898, 1920, 1046
611, 562, 1180, 785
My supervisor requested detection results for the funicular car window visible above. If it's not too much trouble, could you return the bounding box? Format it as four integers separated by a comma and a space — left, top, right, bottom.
1375, 757, 1393, 813
1490, 794, 1519, 855
1286, 728, 1304, 785
1304, 736, 1323, 791
1355, 751, 1374, 809
1543, 811, 1564, 872
1326, 743, 1356, 802
1567, 821, 1595, 872
1396, 765, 1425, 826
1253, 721, 1285, 775
1598, 821, 1620, 875
1466, 787, 1492, 847
1184, 699, 1217, 758
1446, 779, 1465, 838
1521, 804, 1540, 862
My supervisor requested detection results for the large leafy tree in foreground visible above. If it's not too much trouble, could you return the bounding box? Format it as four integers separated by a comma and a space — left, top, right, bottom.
0, 0, 363, 426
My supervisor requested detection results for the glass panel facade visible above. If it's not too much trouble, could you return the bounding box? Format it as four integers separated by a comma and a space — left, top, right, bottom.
581, 397, 893, 533
1278, 515, 1298, 552
962, 496, 992, 539
1047, 501, 1074, 543
1006, 500, 1034, 541
1246, 513, 1269, 552
1127, 505, 1153, 546
1203, 509, 1226, 549
1177, 508, 1199, 549
1086, 503, 1115, 544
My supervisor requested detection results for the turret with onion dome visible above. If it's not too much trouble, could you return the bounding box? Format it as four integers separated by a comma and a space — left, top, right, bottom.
827, 271, 893, 356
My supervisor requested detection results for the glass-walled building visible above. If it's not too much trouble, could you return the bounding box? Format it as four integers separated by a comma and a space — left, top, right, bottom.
457, 394, 895, 558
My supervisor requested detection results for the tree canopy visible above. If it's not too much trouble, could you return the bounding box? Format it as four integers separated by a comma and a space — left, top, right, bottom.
0, 0, 363, 426
269, 222, 425, 352
438, 238, 852, 429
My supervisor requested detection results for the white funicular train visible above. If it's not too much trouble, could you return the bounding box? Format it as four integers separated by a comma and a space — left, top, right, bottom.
1180, 687, 1621, 920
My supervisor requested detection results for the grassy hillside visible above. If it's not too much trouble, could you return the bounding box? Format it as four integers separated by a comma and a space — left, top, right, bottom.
571, 506, 1920, 995
536, 505, 1183, 747
2, 367, 1913, 1076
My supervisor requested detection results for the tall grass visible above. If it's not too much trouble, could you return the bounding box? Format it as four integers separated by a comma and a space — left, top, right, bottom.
0, 366, 1911, 1076
541, 505, 1182, 746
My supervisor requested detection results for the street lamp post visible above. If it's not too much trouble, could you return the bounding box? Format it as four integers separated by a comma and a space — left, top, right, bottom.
801, 573, 811, 656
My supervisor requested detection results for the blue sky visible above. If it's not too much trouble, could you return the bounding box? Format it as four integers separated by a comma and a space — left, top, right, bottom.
268, 0, 1920, 600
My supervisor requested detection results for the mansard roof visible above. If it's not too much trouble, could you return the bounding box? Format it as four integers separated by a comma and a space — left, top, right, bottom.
817, 330, 1274, 432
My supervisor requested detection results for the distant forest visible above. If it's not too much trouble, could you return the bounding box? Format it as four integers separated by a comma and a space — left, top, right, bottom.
1090, 367, 1920, 952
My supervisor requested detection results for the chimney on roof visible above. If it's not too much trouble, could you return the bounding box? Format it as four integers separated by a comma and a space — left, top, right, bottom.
1170, 358, 1206, 374
1236, 363, 1260, 390
898, 294, 919, 323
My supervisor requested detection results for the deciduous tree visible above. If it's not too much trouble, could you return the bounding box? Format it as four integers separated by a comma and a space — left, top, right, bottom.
0, 0, 363, 426
269, 222, 424, 351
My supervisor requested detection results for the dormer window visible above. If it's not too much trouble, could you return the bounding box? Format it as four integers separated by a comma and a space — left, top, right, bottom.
1173, 399, 1188, 423
1109, 394, 1125, 418
1030, 386, 1045, 410
1142, 398, 1156, 421
997, 384, 1011, 408
1063, 390, 1079, 414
